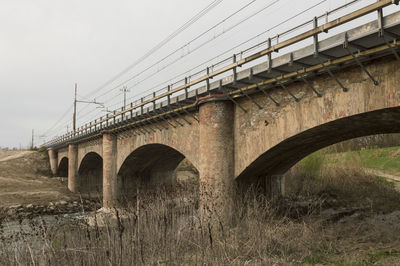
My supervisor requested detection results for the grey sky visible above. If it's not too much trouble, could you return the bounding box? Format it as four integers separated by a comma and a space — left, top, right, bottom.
0, 0, 382, 148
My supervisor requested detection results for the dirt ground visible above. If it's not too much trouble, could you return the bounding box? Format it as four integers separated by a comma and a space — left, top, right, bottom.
0, 150, 76, 208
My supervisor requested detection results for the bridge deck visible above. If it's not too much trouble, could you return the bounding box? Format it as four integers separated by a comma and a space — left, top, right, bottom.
47, 8, 400, 148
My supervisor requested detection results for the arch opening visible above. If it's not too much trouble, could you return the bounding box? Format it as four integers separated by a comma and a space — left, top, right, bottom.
117, 144, 199, 204
238, 107, 400, 184
78, 152, 103, 194
58, 157, 68, 177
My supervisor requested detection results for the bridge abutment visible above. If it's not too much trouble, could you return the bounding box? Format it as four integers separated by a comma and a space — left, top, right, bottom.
102, 133, 118, 208
199, 99, 234, 222
68, 144, 79, 193
48, 149, 58, 176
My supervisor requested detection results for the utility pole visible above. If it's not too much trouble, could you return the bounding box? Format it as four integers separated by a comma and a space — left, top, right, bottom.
120, 86, 130, 119
72, 83, 104, 133
31, 129, 34, 149
120, 86, 130, 109
73, 83, 77, 132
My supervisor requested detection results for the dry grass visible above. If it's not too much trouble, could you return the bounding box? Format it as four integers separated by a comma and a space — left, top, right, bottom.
0, 191, 315, 265
285, 151, 400, 213
1, 184, 400, 265
1, 152, 400, 265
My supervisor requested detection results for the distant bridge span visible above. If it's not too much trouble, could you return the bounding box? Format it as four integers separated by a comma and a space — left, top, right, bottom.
46, 2, 400, 218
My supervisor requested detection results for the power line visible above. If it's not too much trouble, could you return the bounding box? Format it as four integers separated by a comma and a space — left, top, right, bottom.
92, 0, 259, 101
46, 0, 362, 140
44, 1, 224, 138
91, 0, 333, 113
64, 0, 262, 128
100, 0, 286, 104
82, 0, 224, 100
70, 0, 330, 124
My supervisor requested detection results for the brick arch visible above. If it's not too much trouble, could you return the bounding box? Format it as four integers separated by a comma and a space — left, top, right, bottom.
116, 117, 200, 173
77, 141, 103, 170
58, 155, 68, 169
78, 151, 103, 193
237, 107, 400, 182
116, 143, 199, 201
234, 57, 400, 180
117, 143, 195, 178
57, 148, 68, 167
58, 156, 68, 177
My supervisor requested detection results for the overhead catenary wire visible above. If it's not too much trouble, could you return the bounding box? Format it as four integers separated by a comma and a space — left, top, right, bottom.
93, 0, 331, 112
82, 0, 224, 100
74, 0, 285, 119
46, 0, 365, 140
43, 1, 224, 137
68, 0, 345, 126
92, 0, 260, 101
62, 0, 270, 128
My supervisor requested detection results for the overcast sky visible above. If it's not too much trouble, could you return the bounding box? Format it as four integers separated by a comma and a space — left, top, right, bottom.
0, 0, 386, 148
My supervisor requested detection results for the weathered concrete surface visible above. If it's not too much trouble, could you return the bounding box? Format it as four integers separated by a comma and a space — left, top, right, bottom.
57, 147, 68, 169
77, 139, 102, 171
67, 144, 78, 193
113, 114, 200, 201
48, 149, 57, 175
199, 100, 234, 221
115, 113, 200, 173
103, 133, 118, 207
234, 56, 400, 182
117, 144, 186, 199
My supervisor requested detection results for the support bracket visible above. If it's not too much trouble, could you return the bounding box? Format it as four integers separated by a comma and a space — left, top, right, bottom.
160, 106, 184, 127
344, 33, 379, 85
249, 69, 280, 106
274, 76, 299, 102
297, 70, 322, 97
219, 80, 247, 113
153, 108, 176, 128
239, 86, 262, 110
318, 57, 348, 92
177, 102, 199, 123
145, 112, 165, 131
166, 104, 192, 125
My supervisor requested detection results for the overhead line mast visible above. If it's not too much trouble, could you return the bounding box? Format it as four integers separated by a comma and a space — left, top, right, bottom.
73, 83, 104, 132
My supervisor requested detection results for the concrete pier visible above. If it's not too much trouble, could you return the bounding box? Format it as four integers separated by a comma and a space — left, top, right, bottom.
48, 149, 58, 176
102, 133, 118, 208
199, 99, 235, 222
68, 144, 79, 193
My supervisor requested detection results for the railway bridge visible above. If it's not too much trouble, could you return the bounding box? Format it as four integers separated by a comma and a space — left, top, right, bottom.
45, 1, 400, 218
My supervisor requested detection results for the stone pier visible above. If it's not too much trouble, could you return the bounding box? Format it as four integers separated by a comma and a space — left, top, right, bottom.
102, 133, 118, 208
68, 144, 79, 193
48, 149, 58, 176
199, 99, 235, 222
